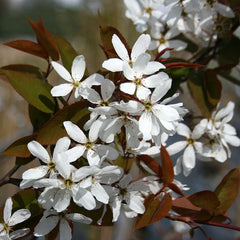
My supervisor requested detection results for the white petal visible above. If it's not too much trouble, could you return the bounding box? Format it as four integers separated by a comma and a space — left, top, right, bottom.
91, 182, 109, 204
224, 135, 240, 147
60, 219, 72, 240
214, 2, 234, 18
122, 62, 135, 80
71, 55, 85, 82
101, 79, 115, 101
9, 209, 31, 226
63, 121, 87, 143
132, 53, 151, 74
80, 87, 101, 104
10, 228, 30, 239
53, 137, 71, 160
74, 166, 99, 182
38, 187, 57, 210
112, 34, 129, 61
165, 28, 180, 39
142, 72, 168, 88
120, 82, 136, 95
4, 198, 12, 223
143, 61, 166, 75
109, 196, 121, 222
34, 178, 62, 188
63, 145, 86, 163
136, 86, 151, 100
139, 112, 152, 140
215, 101, 234, 121
151, 79, 172, 103
102, 58, 124, 72
183, 145, 195, 170
153, 105, 180, 121
74, 188, 96, 210
131, 34, 151, 61
87, 149, 100, 166
168, 40, 187, 51
27, 141, 50, 163
176, 123, 191, 137
51, 84, 73, 97
53, 189, 71, 212
34, 216, 59, 236
22, 166, 49, 180
51, 61, 72, 82
167, 141, 188, 155
128, 194, 145, 214
67, 213, 92, 224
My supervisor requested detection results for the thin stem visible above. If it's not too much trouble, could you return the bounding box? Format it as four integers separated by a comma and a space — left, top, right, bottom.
0, 165, 20, 187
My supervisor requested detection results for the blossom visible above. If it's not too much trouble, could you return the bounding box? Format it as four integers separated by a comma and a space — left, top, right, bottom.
20, 137, 71, 189
34, 209, 92, 240
51, 55, 101, 98
102, 34, 152, 72
63, 121, 118, 166
167, 122, 205, 176
0, 198, 31, 239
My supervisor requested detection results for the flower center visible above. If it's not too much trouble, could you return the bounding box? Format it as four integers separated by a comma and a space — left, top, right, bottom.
144, 102, 153, 110
64, 178, 73, 188
73, 80, 79, 87
133, 78, 142, 86
187, 138, 194, 145
48, 161, 56, 170
206, 0, 215, 6
85, 141, 93, 149
3, 223, 11, 232
128, 60, 133, 67
209, 138, 215, 146
159, 37, 166, 45
100, 101, 109, 107
145, 7, 153, 14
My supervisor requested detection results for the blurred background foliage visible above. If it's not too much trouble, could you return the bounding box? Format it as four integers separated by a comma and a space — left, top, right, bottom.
0, 0, 240, 240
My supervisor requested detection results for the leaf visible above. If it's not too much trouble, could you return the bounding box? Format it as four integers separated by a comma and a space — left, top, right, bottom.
161, 145, 174, 184
215, 168, 240, 213
1, 65, 56, 113
204, 70, 222, 107
165, 62, 204, 69
218, 72, 240, 86
27, 17, 59, 61
113, 155, 135, 173
187, 191, 220, 210
137, 154, 162, 177
134, 194, 172, 230
37, 101, 90, 145
4, 40, 48, 59
2, 134, 37, 157
166, 183, 184, 196
15, 156, 35, 166
187, 72, 215, 118
55, 33, 78, 73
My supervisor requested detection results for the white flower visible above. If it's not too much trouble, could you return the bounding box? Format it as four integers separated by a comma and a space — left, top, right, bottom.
0, 198, 31, 239
167, 122, 205, 176
51, 55, 101, 98
34, 160, 96, 212
34, 209, 92, 240
102, 34, 151, 72
20, 137, 71, 189
63, 121, 118, 166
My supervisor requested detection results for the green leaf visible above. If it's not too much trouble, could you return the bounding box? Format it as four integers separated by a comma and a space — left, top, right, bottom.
27, 17, 59, 61
204, 70, 222, 107
161, 145, 174, 184
55, 33, 78, 73
2, 134, 37, 157
135, 194, 172, 230
4, 40, 48, 59
215, 168, 240, 213
37, 100, 90, 145
1, 64, 56, 113
187, 72, 215, 118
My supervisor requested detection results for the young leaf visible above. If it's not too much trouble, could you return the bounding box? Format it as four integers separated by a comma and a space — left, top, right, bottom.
215, 168, 240, 213
1, 65, 56, 113
37, 101, 90, 145
161, 145, 174, 184
55, 33, 78, 73
27, 17, 59, 61
134, 194, 172, 230
4, 40, 48, 59
2, 134, 37, 158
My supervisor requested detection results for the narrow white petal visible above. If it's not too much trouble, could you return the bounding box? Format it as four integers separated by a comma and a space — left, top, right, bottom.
53, 189, 71, 212
136, 86, 151, 101
102, 58, 124, 72
168, 40, 187, 51
109, 196, 121, 222
55, 158, 72, 178
51, 61, 72, 82
22, 166, 49, 180
4, 198, 12, 223
51, 84, 73, 97
38, 188, 57, 210
74, 166, 99, 182
153, 105, 180, 121
101, 79, 115, 101
132, 53, 151, 74
139, 112, 152, 140
131, 34, 151, 61
224, 135, 240, 147
183, 145, 195, 170
87, 149, 100, 166
9, 209, 31, 226
63, 121, 87, 143
10, 228, 30, 239
53, 137, 71, 160
34, 216, 59, 236
74, 188, 96, 210
27, 141, 50, 163
214, 2, 235, 18
214, 101, 234, 121
122, 62, 135, 80
60, 219, 72, 240
67, 213, 92, 224
143, 61, 166, 75
151, 79, 172, 103
91, 182, 109, 204
167, 141, 188, 155
63, 145, 86, 163
176, 123, 191, 137
128, 194, 145, 214
71, 55, 85, 82
120, 82, 136, 95
112, 34, 129, 61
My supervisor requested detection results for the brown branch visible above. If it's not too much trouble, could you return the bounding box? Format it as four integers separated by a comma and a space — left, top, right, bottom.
0, 165, 20, 187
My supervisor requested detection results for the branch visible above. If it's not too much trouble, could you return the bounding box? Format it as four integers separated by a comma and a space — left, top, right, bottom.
0, 165, 20, 187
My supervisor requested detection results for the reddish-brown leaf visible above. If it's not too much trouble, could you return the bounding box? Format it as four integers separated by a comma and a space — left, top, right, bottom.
4, 40, 48, 59
215, 168, 240, 213
137, 154, 162, 177
165, 62, 204, 69
166, 183, 184, 196
2, 134, 37, 157
27, 17, 59, 61
134, 194, 172, 230
161, 145, 174, 184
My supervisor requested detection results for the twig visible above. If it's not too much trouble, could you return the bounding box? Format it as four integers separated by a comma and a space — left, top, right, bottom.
0, 165, 20, 187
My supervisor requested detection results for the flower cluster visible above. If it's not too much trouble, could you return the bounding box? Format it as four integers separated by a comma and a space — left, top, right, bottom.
123, 0, 235, 53
167, 101, 240, 176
